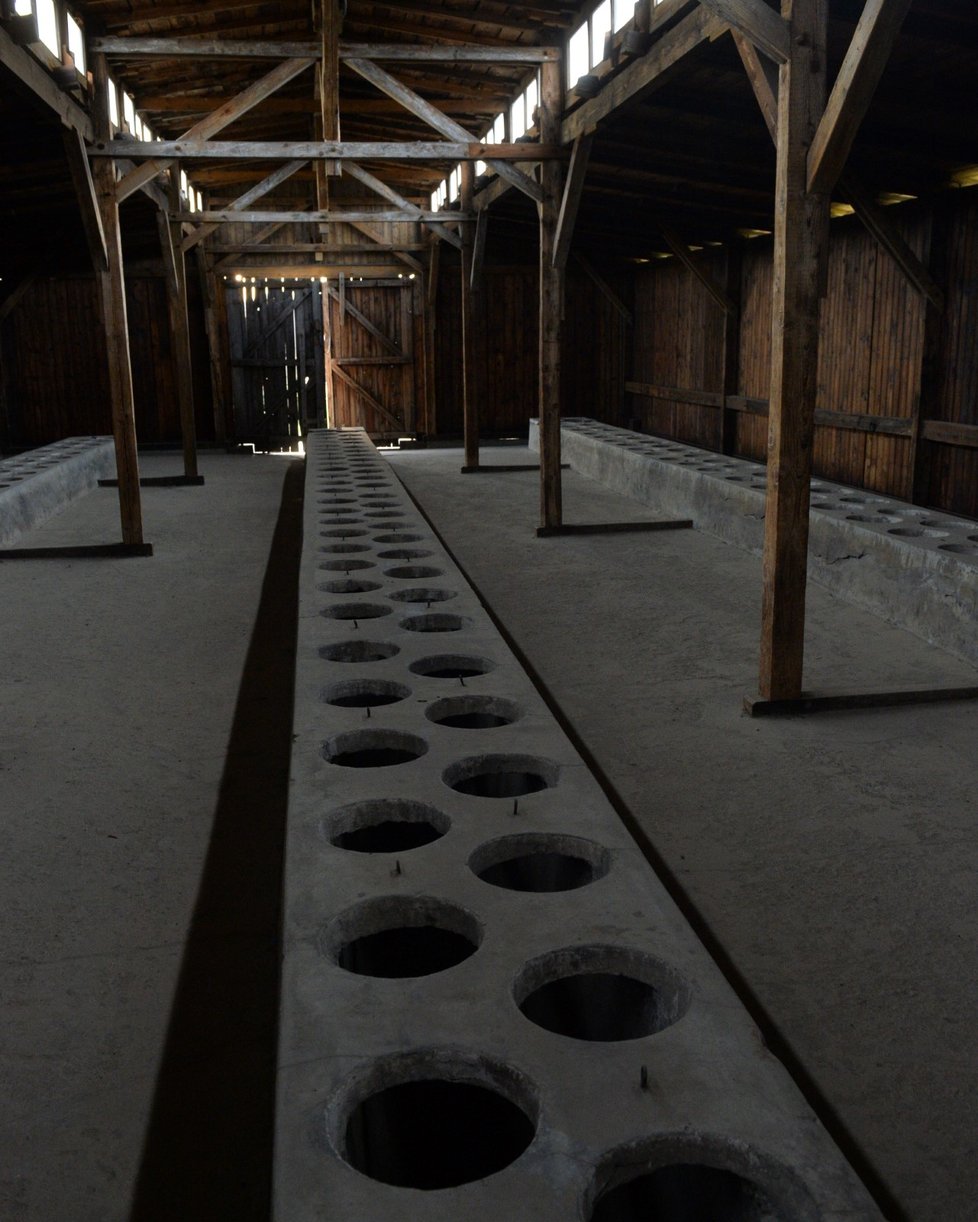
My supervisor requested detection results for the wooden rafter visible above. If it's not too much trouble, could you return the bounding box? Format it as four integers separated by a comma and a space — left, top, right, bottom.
90, 37, 559, 61
731, 29, 778, 143
344, 57, 545, 203
343, 161, 463, 248
115, 57, 315, 202
807, 0, 915, 196
93, 140, 564, 162
659, 225, 737, 314
697, 0, 789, 63
181, 159, 307, 252
62, 128, 108, 273
553, 132, 593, 271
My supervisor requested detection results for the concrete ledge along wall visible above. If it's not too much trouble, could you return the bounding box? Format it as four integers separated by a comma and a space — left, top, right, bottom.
0, 436, 115, 545
530, 418, 978, 670
274, 426, 881, 1221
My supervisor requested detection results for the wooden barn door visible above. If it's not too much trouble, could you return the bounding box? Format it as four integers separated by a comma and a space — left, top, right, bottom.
225, 281, 326, 450
327, 278, 417, 439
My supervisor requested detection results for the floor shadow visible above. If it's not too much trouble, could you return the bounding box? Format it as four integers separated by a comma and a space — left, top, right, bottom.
131, 461, 304, 1222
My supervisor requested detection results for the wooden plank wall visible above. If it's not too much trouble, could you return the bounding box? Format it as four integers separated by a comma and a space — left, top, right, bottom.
627, 192, 978, 518
328, 281, 416, 435
433, 257, 628, 437
0, 274, 215, 448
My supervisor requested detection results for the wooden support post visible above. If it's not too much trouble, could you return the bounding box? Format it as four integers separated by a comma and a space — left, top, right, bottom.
197, 247, 230, 444
424, 238, 440, 437
321, 0, 341, 175
538, 56, 564, 530
92, 52, 144, 546
460, 162, 479, 471
166, 167, 199, 478
910, 200, 950, 507
720, 242, 743, 454
758, 0, 829, 701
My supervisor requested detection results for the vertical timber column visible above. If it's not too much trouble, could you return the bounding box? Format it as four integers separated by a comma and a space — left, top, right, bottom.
539, 55, 564, 529
758, 0, 829, 700
460, 163, 479, 471
424, 238, 440, 437
197, 247, 229, 444
92, 52, 144, 545
167, 168, 199, 477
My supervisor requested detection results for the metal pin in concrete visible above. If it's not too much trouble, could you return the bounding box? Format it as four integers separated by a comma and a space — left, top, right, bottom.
391, 859, 402, 877
640, 1065, 649, 1090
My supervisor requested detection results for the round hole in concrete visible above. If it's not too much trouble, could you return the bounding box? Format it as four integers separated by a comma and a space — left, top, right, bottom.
317, 579, 382, 595
426, 694, 520, 729
939, 543, 978, 555
319, 640, 399, 663
389, 587, 458, 604
400, 612, 470, 633
318, 558, 376, 572
326, 799, 450, 853
321, 602, 392, 621
322, 895, 480, 978
443, 753, 558, 798
321, 679, 410, 709
329, 1049, 537, 1189
587, 1134, 819, 1222
322, 728, 427, 768
410, 654, 496, 679
320, 505, 360, 515
470, 833, 610, 892
377, 548, 433, 560
320, 528, 368, 538
384, 564, 443, 580
845, 514, 873, 523
839, 495, 865, 503
373, 532, 424, 544
365, 510, 405, 519
889, 527, 923, 537
514, 945, 690, 1041
318, 496, 357, 505
319, 543, 371, 555
357, 481, 390, 488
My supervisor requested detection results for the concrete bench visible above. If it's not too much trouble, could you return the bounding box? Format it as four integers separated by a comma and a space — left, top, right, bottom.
0, 437, 115, 545
530, 418, 978, 669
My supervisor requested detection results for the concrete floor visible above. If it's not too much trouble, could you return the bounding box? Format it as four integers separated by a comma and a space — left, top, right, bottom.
384, 445, 978, 1222
2, 442, 975, 1221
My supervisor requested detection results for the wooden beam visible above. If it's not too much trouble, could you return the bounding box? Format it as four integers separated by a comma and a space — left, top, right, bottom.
156, 210, 180, 295
553, 132, 593, 271
93, 139, 564, 163
698, 0, 789, 63
229, 263, 406, 278
807, 0, 914, 196
758, 0, 829, 701
321, 0, 342, 175
181, 158, 307, 251
471, 207, 487, 288
91, 37, 559, 61
175, 210, 470, 224
207, 242, 426, 254
920, 420, 978, 450
563, 7, 726, 142
331, 364, 402, 430
731, 29, 778, 142
344, 57, 545, 204
115, 58, 314, 202
572, 253, 632, 324
0, 23, 93, 139
720, 243, 743, 453
659, 225, 737, 313
161, 172, 199, 478
423, 239, 439, 436
91, 52, 144, 547
0, 273, 38, 326
837, 172, 944, 309
460, 162, 479, 472
346, 219, 424, 274
62, 128, 108, 273
342, 161, 462, 248
538, 56, 564, 531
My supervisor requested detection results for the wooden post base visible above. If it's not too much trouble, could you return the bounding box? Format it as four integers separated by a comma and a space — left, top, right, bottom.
745, 685, 978, 717
0, 543, 154, 560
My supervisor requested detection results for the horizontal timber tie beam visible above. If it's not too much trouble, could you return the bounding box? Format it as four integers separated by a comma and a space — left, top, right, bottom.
90, 140, 564, 162
89, 37, 559, 61
172, 209, 468, 223
220, 264, 408, 278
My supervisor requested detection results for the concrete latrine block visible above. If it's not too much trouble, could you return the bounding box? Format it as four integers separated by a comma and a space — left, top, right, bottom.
275, 427, 881, 1221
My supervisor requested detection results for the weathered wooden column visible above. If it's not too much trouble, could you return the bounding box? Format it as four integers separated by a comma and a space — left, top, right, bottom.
538, 55, 564, 529
166, 167, 199, 477
460, 162, 479, 471
197, 249, 230, 444
422, 237, 440, 437
91, 52, 144, 546
758, 0, 829, 699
